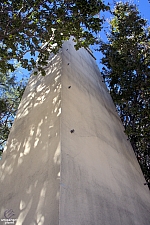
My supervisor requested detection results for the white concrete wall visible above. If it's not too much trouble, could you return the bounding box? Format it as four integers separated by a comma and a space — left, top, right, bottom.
60, 40, 150, 225
0, 39, 150, 225
0, 52, 62, 225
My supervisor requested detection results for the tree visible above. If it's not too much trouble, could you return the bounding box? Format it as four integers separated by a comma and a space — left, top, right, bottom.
0, 0, 110, 155
0, 71, 26, 154
0, 0, 109, 76
98, 2, 150, 185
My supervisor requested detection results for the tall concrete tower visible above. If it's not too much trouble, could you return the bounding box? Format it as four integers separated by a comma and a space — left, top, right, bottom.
0, 39, 150, 225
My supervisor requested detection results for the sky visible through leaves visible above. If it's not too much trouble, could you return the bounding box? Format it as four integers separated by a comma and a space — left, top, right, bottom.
7, 0, 150, 83
92, 0, 150, 68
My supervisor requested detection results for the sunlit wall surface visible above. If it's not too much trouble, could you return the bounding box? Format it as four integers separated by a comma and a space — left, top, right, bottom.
0, 39, 150, 225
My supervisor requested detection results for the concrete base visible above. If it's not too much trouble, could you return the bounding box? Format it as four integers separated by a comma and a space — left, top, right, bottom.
0, 39, 150, 225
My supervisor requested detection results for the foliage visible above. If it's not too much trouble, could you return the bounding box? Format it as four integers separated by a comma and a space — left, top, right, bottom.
99, 2, 150, 185
0, 72, 26, 154
0, 0, 109, 76
0, 0, 110, 155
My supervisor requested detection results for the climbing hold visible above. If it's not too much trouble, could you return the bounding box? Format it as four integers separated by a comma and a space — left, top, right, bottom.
70, 129, 75, 133
68, 63, 70, 65
68, 86, 71, 89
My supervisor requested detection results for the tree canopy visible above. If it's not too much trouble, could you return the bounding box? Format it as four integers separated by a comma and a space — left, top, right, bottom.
0, 0, 109, 151
99, 2, 150, 186
0, 72, 26, 155
0, 0, 109, 75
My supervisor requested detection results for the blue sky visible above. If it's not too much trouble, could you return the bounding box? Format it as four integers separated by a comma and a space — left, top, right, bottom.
135, 0, 150, 20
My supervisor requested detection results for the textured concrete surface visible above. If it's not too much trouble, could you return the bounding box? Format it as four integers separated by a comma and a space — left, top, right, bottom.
0, 39, 150, 225
0, 53, 62, 225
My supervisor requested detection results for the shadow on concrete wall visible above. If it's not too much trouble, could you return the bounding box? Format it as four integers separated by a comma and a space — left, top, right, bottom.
0, 53, 62, 225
